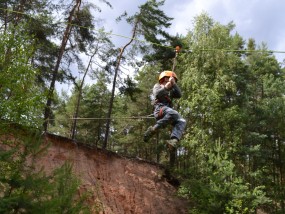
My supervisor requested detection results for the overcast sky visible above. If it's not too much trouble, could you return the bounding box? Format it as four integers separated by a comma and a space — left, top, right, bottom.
98, 0, 285, 64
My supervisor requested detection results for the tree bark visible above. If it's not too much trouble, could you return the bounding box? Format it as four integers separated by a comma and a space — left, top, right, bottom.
71, 48, 97, 140
103, 19, 138, 149
43, 0, 81, 132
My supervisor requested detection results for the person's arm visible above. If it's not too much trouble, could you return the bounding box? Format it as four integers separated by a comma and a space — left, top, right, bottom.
153, 83, 168, 99
168, 76, 182, 98
171, 84, 182, 98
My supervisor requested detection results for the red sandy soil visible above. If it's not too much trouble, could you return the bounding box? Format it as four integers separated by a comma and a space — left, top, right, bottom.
40, 133, 190, 214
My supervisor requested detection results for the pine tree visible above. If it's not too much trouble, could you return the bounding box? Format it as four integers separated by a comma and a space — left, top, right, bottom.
103, 0, 175, 149
0, 24, 45, 127
43, 0, 112, 131
177, 13, 273, 212
0, 129, 92, 213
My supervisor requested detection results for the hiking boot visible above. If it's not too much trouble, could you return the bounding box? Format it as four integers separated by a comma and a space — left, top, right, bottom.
166, 138, 178, 150
143, 126, 155, 142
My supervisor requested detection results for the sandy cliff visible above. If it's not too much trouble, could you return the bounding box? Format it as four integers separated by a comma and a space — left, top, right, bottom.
41, 133, 190, 214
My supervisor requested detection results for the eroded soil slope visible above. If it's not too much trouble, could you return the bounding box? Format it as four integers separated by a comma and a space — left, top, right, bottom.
41, 133, 190, 214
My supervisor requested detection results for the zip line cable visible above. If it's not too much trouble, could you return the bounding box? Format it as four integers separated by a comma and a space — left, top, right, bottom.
1, 7, 285, 55
3, 7, 284, 124
73, 116, 155, 120
47, 115, 155, 121
1, 7, 156, 123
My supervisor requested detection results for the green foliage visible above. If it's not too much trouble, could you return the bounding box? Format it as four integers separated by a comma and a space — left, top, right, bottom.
0, 2, 285, 213
111, 64, 161, 159
0, 130, 92, 213
176, 13, 284, 213
50, 72, 111, 147
178, 141, 271, 213
74, 79, 111, 146
122, 0, 178, 69
0, 25, 45, 127
49, 163, 91, 214
119, 76, 142, 102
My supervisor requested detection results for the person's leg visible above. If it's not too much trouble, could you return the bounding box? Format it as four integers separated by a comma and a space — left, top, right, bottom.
164, 111, 186, 149
144, 107, 186, 142
170, 116, 186, 140
155, 107, 177, 129
156, 108, 186, 140
143, 126, 156, 142
144, 106, 172, 142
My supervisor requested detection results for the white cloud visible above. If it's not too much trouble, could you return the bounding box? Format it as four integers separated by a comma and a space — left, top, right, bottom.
56, 0, 285, 94
165, 0, 285, 62
97, 0, 285, 61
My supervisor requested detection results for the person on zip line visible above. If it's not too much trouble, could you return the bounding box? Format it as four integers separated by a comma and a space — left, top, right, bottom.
143, 70, 186, 150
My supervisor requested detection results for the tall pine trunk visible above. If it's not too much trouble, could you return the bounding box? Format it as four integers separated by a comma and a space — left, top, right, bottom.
70, 49, 97, 140
43, 0, 81, 131
103, 20, 138, 149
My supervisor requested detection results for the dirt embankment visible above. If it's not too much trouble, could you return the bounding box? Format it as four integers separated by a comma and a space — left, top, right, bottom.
41, 133, 190, 214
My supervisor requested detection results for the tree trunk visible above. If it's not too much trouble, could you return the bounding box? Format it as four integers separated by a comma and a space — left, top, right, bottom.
103, 19, 138, 149
71, 49, 97, 140
43, 0, 81, 132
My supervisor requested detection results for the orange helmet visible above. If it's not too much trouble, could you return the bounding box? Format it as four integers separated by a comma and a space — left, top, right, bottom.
158, 71, 178, 83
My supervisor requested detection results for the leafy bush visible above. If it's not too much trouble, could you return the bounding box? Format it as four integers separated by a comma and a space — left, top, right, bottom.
0, 24, 45, 127
0, 131, 92, 213
178, 141, 271, 213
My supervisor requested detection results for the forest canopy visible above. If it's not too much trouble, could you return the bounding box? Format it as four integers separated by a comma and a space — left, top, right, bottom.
0, 0, 285, 213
